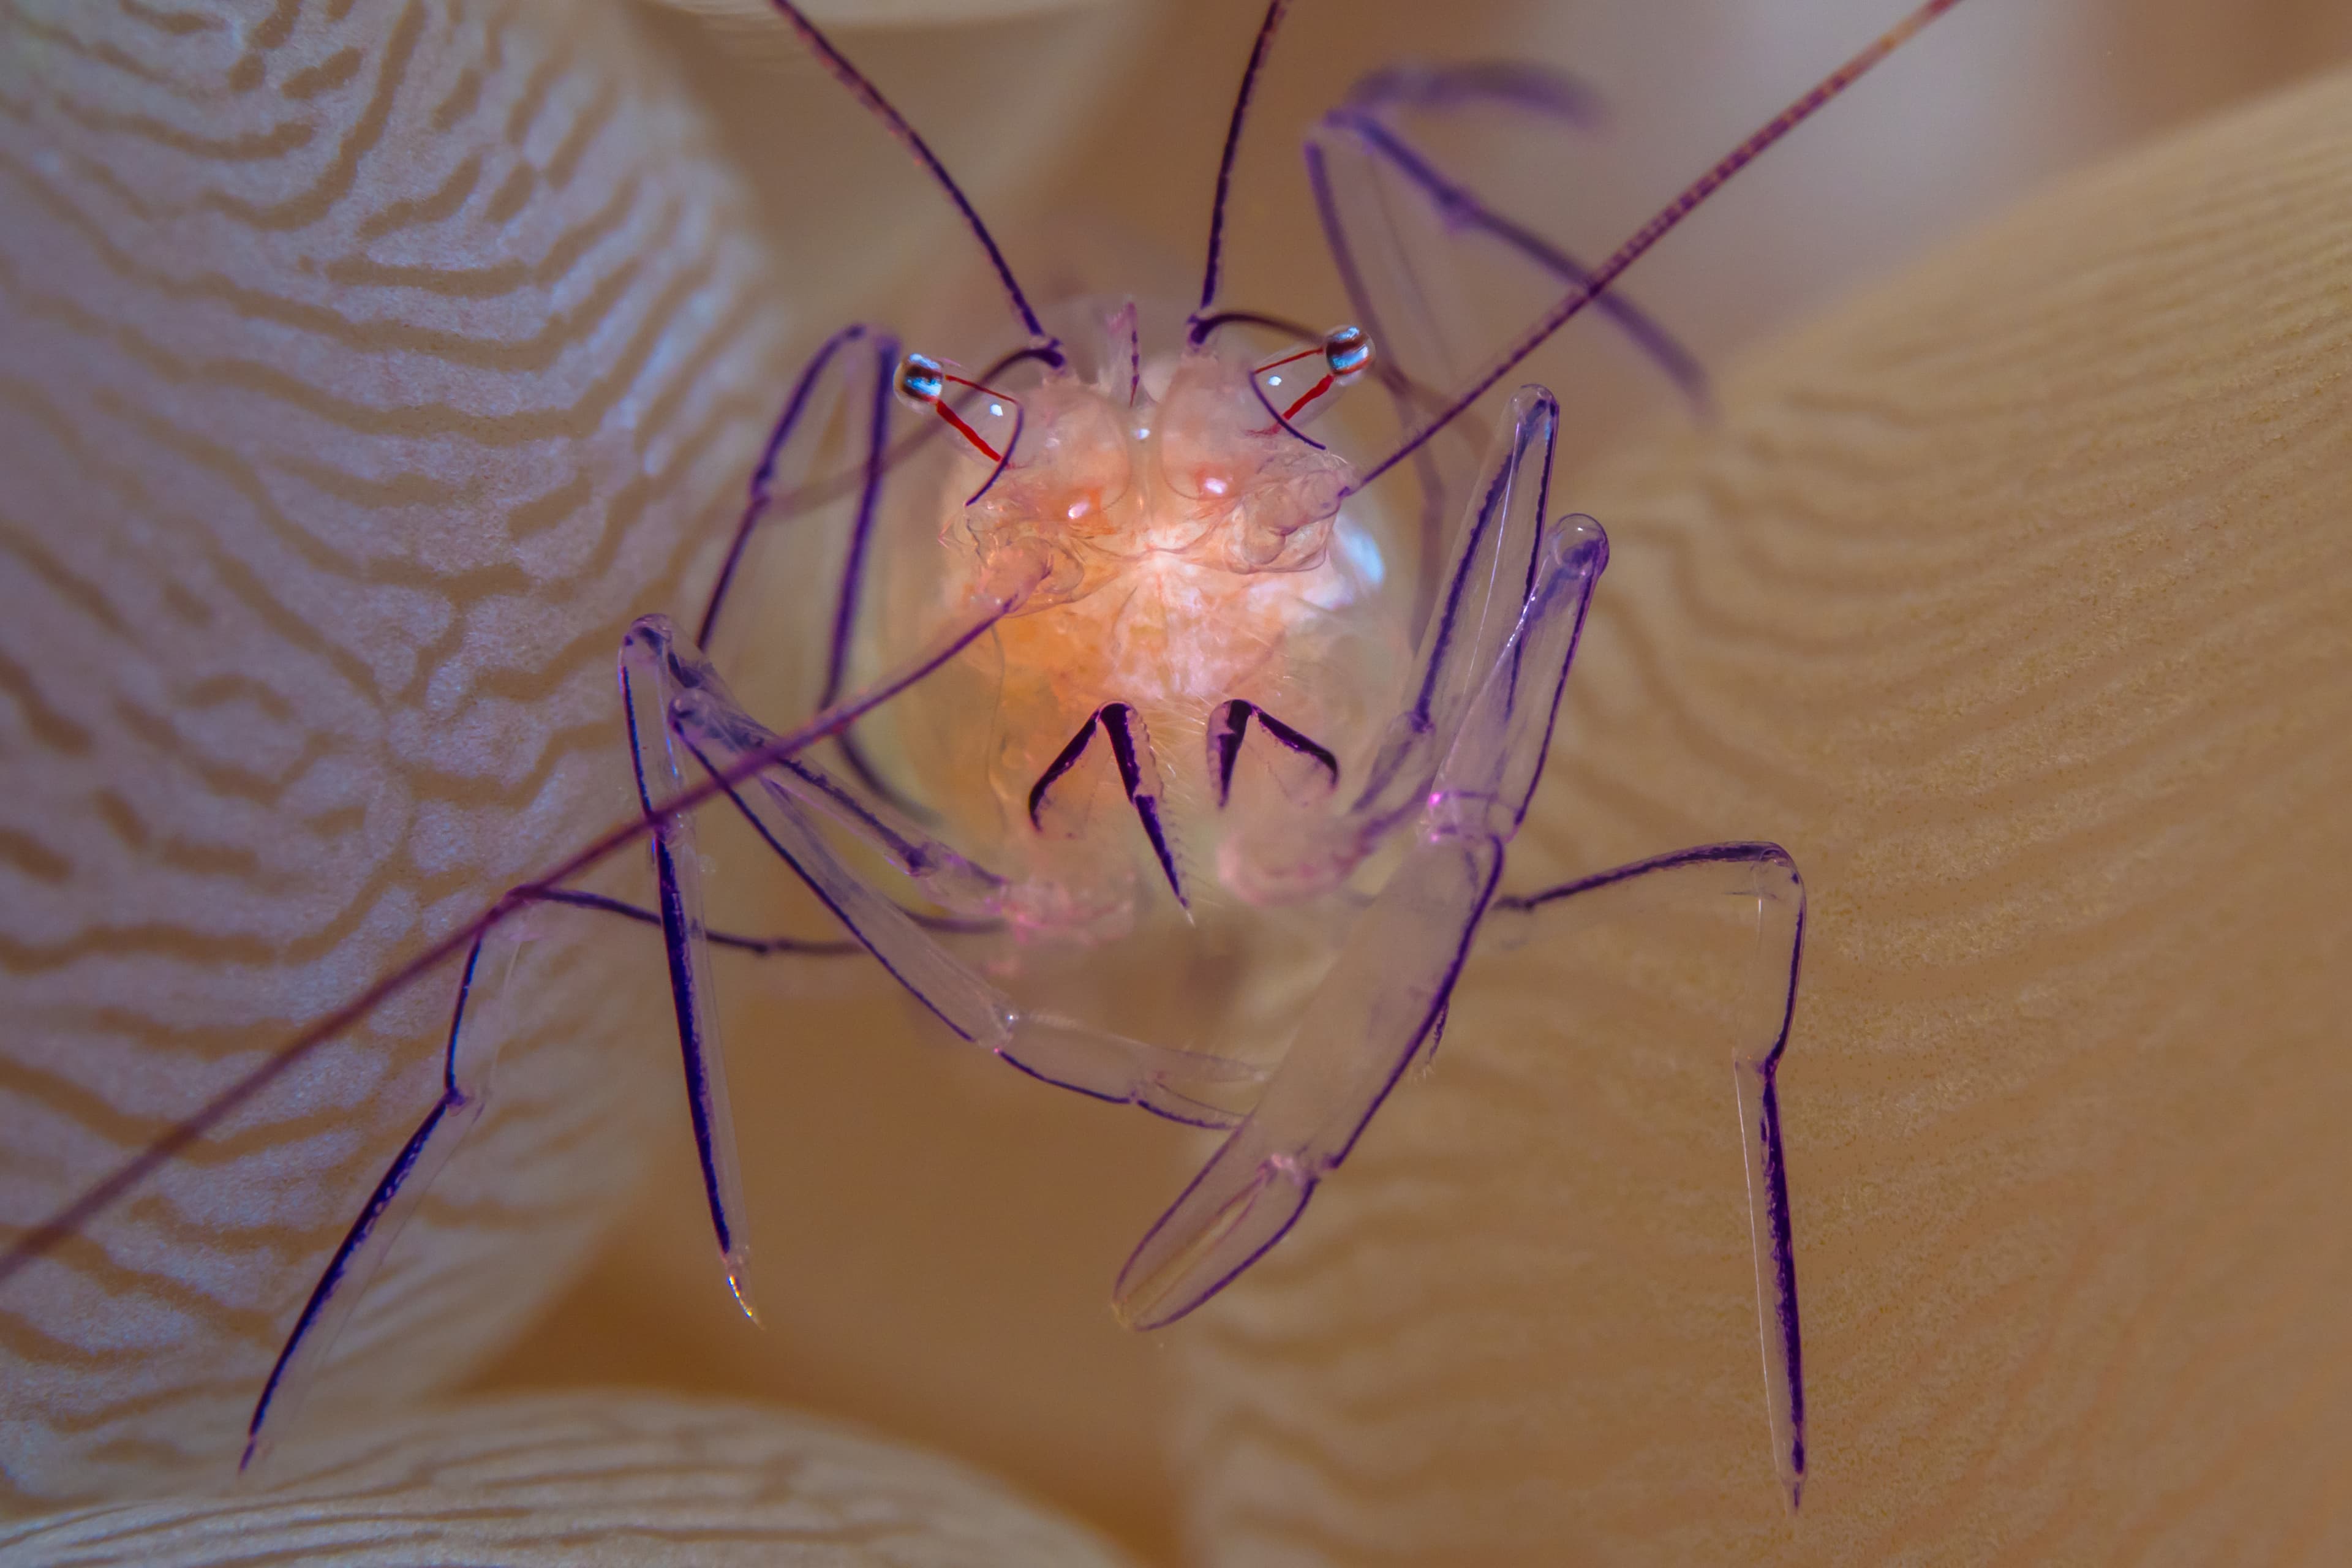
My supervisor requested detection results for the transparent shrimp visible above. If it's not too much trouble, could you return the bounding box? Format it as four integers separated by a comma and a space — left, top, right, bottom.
0, 0, 1974, 1512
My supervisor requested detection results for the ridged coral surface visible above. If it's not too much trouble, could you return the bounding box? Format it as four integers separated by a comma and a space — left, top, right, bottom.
4, 1, 2349, 1562
1172, 64, 2352, 1567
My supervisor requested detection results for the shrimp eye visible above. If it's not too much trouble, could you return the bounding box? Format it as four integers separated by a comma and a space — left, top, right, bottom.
1322, 323, 1371, 381
1245, 325, 1374, 438
896, 351, 1021, 477
896, 351, 946, 407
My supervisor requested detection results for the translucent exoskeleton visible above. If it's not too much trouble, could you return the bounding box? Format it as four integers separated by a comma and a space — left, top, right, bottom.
0, 0, 1977, 1512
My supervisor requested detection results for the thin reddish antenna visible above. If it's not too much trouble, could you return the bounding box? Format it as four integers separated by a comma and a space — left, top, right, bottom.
1352, 0, 1969, 494
768, 0, 1052, 350
1192, 0, 1296, 339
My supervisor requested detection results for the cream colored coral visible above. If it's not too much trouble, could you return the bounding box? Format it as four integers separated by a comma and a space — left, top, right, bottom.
0, 1392, 1140, 1565
3, 0, 2348, 1561
1174, 62, 2352, 1567
0, 0, 1127, 1521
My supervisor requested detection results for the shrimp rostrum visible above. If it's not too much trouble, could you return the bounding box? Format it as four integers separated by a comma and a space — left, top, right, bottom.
1, 0, 1975, 1511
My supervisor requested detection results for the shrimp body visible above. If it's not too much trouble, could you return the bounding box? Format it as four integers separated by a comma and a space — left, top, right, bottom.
889, 306, 1410, 937
0, 0, 1981, 1507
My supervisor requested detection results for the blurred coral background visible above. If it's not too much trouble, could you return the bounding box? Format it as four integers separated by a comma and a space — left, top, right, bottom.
473, 0, 2352, 1558
3, 0, 2348, 1562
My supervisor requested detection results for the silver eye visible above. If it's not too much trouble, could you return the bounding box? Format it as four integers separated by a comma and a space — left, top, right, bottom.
895, 351, 946, 407
1322, 323, 1372, 380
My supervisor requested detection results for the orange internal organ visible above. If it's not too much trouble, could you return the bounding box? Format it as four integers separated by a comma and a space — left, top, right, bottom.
913, 347, 1395, 921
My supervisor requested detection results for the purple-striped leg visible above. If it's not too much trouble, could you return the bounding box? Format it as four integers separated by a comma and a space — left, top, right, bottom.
619, 592, 1014, 1321
1302, 62, 1700, 614
1111, 505, 1609, 1328
641, 614, 1008, 922
1306, 62, 1708, 409
633, 622, 1270, 1129
700, 324, 889, 657
1487, 843, 1811, 1512
1222, 384, 1559, 903
611, 565, 1046, 1322
237, 884, 889, 1474
239, 929, 505, 1476
697, 322, 923, 812
620, 620, 756, 1321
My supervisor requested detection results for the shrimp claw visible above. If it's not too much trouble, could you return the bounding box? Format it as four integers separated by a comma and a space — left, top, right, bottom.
630, 617, 1268, 1131
1114, 401, 1610, 1328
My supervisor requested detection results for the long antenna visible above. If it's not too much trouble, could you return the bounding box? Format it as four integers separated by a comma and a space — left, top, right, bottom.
1193, 0, 1296, 335
769, 1, 1051, 348
1352, 0, 1969, 494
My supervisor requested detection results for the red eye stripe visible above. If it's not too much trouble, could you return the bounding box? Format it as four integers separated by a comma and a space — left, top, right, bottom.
913, 367, 1015, 464
1278, 373, 1335, 423
1251, 344, 1324, 375
933, 399, 1002, 463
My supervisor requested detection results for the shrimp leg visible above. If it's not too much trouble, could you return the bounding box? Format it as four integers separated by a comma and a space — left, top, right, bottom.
1306, 65, 1707, 408
606, 300, 1044, 1321
697, 322, 922, 812
1223, 385, 1559, 902
1488, 843, 1812, 1512
636, 616, 1008, 921
620, 622, 760, 1321
237, 931, 502, 1477
1112, 507, 1609, 1329
236, 886, 899, 1475
699, 323, 892, 655
633, 620, 1269, 1129
617, 556, 1049, 1319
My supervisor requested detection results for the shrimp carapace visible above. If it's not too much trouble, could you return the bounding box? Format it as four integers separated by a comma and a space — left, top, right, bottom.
4, 1, 1986, 1509
873, 300, 1413, 939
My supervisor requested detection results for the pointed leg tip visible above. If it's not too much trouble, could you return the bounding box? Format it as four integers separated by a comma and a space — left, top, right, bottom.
725, 1251, 761, 1325
1108, 1261, 1184, 1334
1114, 1157, 1309, 1333
1107, 1274, 1189, 1333
1107, 1255, 1179, 1332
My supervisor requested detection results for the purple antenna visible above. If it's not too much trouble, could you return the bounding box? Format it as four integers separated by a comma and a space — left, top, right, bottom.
1352, 0, 1970, 493
1193, 0, 1296, 337
768, 0, 1050, 348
